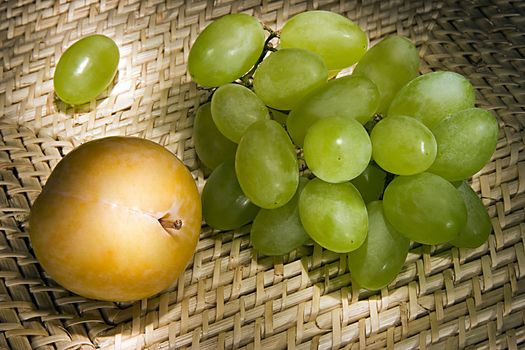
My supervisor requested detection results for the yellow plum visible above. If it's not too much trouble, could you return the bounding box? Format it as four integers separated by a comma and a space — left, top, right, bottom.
29, 137, 201, 302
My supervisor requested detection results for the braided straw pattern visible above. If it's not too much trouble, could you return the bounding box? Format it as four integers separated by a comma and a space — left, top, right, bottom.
0, 0, 524, 349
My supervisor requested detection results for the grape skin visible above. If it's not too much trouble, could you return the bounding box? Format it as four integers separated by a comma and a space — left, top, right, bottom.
287, 75, 380, 147
193, 103, 237, 170
383, 172, 467, 245
348, 201, 410, 291
253, 48, 328, 111
251, 177, 310, 256
202, 161, 260, 230
299, 178, 368, 253
235, 120, 299, 209
303, 117, 372, 183
450, 182, 492, 248
211, 84, 270, 143
188, 13, 265, 87
54, 35, 119, 105
353, 35, 419, 114
350, 163, 387, 204
280, 10, 368, 71
371, 115, 437, 176
428, 108, 499, 181
387, 71, 475, 128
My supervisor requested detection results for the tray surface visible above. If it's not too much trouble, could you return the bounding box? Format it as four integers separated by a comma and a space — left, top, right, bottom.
0, 0, 524, 349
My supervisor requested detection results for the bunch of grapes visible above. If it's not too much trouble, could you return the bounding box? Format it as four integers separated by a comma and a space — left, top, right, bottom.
190, 11, 499, 291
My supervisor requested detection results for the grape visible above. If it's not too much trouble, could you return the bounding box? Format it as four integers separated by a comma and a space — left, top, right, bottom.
303, 117, 371, 183
188, 14, 265, 87
383, 172, 467, 245
387, 71, 475, 128
279, 10, 367, 71
253, 48, 328, 110
202, 161, 259, 230
54, 35, 119, 105
269, 109, 289, 126
450, 182, 492, 248
351, 163, 387, 203
299, 178, 367, 253
353, 36, 419, 114
211, 84, 270, 143
193, 103, 237, 170
348, 201, 410, 290
251, 177, 310, 256
428, 108, 499, 181
287, 76, 380, 147
236, 120, 299, 209
371, 115, 437, 175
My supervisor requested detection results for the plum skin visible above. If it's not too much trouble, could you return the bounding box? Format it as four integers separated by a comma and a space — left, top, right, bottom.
29, 137, 202, 302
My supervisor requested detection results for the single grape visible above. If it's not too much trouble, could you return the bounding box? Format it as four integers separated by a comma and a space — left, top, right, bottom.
193, 103, 237, 170
371, 115, 437, 175
450, 182, 492, 248
253, 48, 328, 110
428, 108, 499, 181
287, 75, 380, 147
353, 35, 419, 114
303, 117, 371, 183
280, 10, 368, 70
188, 13, 265, 87
279, 10, 367, 71
387, 71, 475, 128
211, 84, 270, 143
251, 177, 310, 256
202, 160, 259, 230
269, 109, 289, 126
383, 172, 467, 245
348, 201, 410, 291
350, 163, 387, 203
299, 178, 367, 253
54, 34, 119, 105
236, 120, 299, 209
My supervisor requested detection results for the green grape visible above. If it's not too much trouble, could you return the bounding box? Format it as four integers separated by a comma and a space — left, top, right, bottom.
188, 13, 265, 87
348, 201, 410, 290
387, 71, 475, 128
211, 84, 270, 143
236, 120, 299, 209
299, 178, 367, 253
353, 35, 419, 114
202, 160, 259, 230
371, 115, 437, 175
253, 48, 328, 110
251, 177, 310, 256
269, 109, 289, 126
303, 117, 371, 183
383, 172, 467, 245
287, 76, 380, 147
54, 34, 119, 105
428, 108, 499, 181
351, 163, 387, 203
280, 10, 367, 71
450, 182, 492, 248
193, 103, 237, 170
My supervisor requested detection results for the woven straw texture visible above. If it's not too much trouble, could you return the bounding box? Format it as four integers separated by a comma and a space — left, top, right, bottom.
1, 0, 524, 349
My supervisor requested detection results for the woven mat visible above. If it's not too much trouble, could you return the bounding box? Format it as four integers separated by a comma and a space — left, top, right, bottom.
1, 0, 524, 349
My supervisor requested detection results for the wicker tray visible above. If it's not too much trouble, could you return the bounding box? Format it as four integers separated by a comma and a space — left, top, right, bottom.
1, 0, 524, 349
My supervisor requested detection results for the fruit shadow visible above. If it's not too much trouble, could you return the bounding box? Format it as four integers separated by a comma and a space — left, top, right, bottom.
53, 71, 120, 115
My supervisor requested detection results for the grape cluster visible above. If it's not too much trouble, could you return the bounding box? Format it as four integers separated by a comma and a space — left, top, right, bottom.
190, 11, 498, 291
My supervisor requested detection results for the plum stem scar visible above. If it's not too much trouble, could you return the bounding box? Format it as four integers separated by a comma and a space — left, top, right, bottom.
160, 218, 183, 230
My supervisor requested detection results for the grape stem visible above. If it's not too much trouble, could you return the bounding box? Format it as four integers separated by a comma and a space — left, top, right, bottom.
239, 26, 279, 87
364, 113, 383, 134
363, 114, 395, 199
